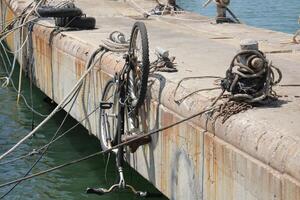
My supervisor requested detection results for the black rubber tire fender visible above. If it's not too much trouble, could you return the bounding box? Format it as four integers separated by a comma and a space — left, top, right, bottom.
55, 16, 96, 29
37, 6, 82, 18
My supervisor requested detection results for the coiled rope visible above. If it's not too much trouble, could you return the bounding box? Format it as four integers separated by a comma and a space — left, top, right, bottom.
100, 31, 129, 52
145, 0, 184, 17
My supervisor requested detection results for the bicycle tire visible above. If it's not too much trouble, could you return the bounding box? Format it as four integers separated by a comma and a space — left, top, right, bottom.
99, 79, 119, 151
55, 16, 96, 29
128, 21, 150, 109
37, 6, 82, 18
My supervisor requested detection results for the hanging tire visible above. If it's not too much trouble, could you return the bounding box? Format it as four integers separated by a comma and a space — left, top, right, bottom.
55, 16, 96, 29
36, 6, 82, 18
99, 79, 119, 151
127, 21, 150, 110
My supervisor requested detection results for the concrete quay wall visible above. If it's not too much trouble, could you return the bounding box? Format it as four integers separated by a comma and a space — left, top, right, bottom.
1, 0, 300, 199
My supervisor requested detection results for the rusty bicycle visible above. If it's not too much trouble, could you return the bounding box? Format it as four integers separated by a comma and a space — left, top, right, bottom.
86, 21, 150, 197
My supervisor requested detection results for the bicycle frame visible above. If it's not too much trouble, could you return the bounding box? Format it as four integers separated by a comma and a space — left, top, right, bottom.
114, 51, 139, 165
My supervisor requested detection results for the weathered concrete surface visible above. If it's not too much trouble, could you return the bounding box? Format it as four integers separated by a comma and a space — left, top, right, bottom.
1, 0, 300, 199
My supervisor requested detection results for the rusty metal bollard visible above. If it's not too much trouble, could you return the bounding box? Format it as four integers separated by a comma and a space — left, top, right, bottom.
203, 0, 239, 24
216, 0, 230, 18
239, 39, 264, 71
215, 0, 234, 23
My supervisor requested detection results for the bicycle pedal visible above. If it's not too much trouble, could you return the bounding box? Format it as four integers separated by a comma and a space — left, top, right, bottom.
100, 102, 113, 109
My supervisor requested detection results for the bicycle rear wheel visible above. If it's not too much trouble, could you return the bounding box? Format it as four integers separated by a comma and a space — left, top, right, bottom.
128, 21, 150, 109
99, 79, 119, 151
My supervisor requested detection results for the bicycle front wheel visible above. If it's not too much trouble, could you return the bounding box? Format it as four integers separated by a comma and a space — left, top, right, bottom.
128, 21, 150, 109
99, 79, 119, 151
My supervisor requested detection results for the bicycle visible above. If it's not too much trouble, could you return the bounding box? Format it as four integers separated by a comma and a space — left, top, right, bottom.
86, 21, 151, 197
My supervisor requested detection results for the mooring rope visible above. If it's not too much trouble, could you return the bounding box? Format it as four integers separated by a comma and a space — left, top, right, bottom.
0, 41, 49, 117
0, 0, 49, 107
0, 47, 105, 161
0, 82, 82, 199
0, 105, 217, 189
0, 103, 102, 166
173, 76, 223, 104
0, 0, 66, 46
0, 0, 43, 41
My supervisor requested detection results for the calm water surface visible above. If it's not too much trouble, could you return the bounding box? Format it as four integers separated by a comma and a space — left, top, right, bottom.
178, 0, 300, 34
1, 1, 300, 199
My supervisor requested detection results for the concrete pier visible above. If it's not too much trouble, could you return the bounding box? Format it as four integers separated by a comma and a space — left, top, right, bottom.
1, 0, 300, 199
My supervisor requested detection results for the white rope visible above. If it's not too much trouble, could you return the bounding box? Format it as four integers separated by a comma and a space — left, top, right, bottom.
0, 19, 29, 88
0, 47, 104, 161
0, 17, 38, 43
16, 22, 25, 103
129, 0, 212, 23
0, 44, 18, 88
0, 41, 49, 117
0, 31, 29, 54
0, 0, 43, 43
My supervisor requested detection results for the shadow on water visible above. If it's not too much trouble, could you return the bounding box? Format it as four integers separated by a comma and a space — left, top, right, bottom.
0, 43, 167, 199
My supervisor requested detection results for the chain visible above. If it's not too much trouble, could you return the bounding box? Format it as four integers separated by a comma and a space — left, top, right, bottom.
211, 101, 252, 123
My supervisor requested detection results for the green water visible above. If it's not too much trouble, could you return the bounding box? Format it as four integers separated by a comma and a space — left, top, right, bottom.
0, 58, 166, 199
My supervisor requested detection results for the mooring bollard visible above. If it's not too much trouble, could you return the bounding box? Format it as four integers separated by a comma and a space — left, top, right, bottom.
203, 0, 240, 24
216, 0, 230, 22
220, 39, 282, 103
239, 39, 264, 71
